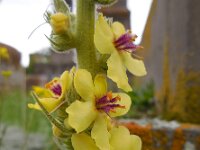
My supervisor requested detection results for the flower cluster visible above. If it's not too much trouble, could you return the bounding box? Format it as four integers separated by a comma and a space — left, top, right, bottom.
29, 0, 147, 149
29, 69, 142, 150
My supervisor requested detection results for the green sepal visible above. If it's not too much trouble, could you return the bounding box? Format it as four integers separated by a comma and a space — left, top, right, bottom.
53, 0, 71, 14
45, 33, 75, 52
97, 53, 109, 73
94, 0, 117, 5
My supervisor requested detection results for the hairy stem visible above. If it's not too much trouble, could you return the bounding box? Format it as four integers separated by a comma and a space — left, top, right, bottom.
76, 0, 98, 77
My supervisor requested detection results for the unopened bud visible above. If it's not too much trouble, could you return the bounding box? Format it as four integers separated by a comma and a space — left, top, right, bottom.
52, 125, 62, 137
50, 12, 69, 34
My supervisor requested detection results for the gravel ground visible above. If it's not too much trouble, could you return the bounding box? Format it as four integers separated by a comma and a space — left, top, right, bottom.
0, 124, 46, 150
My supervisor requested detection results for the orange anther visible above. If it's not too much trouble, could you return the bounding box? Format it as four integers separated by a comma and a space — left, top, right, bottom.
107, 91, 113, 100
118, 105, 125, 109
110, 109, 116, 113
115, 95, 121, 101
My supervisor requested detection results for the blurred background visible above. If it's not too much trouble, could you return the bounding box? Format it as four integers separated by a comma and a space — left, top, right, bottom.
0, 0, 200, 150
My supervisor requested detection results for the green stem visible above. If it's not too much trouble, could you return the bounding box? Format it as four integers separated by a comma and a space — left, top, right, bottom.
76, 0, 98, 77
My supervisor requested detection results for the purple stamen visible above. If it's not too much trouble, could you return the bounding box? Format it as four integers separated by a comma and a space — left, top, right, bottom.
51, 84, 62, 96
96, 95, 108, 105
117, 42, 137, 51
114, 33, 132, 47
114, 31, 140, 53
109, 97, 119, 103
96, 93, 124, 115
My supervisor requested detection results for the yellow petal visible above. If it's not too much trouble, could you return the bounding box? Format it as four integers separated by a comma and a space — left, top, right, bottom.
39, 98, 61, 112
109, 93, 132, 117
50, 19, 66, 27
121, 52, 147, 76
74, 69, 95, 101
94, 14, 115, 54
107, 51, 132, 92
50, 12, 68, 34
51, 12, 68, 22
110, 126, 131, 150
130, 135, 142, 150
28, 103, 41, 111
60, 70, 71, 98
94, 74, 107, 99
28, 97, 61, 113
64, 117, 73, 130
32, 86, 52, 98
91, 115, 110, 150
66, 100, 97, 133
96, 14, 114, 41
71, 133, 100, 150
111, 22, 126, 39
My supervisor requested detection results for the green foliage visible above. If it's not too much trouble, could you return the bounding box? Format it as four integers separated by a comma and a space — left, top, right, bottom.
123, 81, 155, 118
0, 90, 56, 149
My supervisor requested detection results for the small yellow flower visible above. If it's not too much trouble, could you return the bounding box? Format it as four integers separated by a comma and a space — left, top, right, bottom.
28, 69, 73, 112
1, 70, 12, 78
66, 69, 132, 150
50, 12, 69, 34
94, 14, 147, 92
0, 47, 9, 60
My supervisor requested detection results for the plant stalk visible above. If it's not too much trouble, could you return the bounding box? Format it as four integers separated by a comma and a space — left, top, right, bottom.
76, 0, 98, 77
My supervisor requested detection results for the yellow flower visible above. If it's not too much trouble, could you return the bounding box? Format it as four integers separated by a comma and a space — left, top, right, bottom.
94, 14, 147, 92
0, 47, 9, 60
71, 126, 142, 150
66, 69, 131, 150
28, 69, 73, 112
1, 70, 12, 78
50, 12, 69, 34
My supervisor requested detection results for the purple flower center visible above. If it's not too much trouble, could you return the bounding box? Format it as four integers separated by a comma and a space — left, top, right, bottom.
51, 84, 62, 96
114, 31, 142, 53
96, 92, 125, 115
45, 79, 62, 96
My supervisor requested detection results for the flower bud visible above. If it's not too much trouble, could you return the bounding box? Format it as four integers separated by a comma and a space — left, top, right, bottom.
50, 12, 69, 34
52, 124, 62, 137
64, 118, 73, 130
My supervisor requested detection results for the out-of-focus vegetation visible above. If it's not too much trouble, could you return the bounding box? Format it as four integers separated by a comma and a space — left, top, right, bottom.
123, 81, 156, 118
0, 90, 57, 149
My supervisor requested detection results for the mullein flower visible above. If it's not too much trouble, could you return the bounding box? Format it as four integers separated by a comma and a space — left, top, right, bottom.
66, 69, 131, 149
1, 70, 12, 78
94, 14, 147, 92
0, 47, 9, 60
50, 12, 69, 34
71, 125, 142, 150
28, 70, 73, 112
